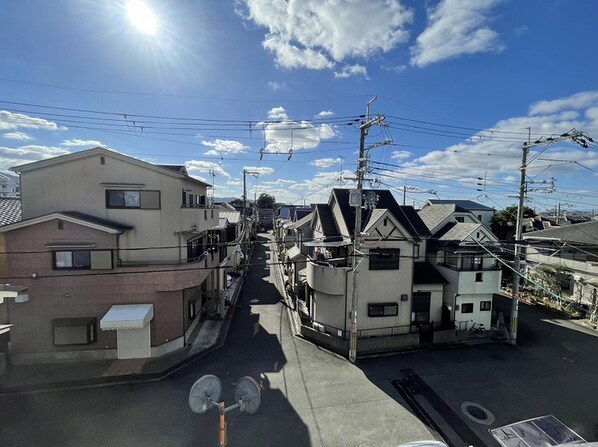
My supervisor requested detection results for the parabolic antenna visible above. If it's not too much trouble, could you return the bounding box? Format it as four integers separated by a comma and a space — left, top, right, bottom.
234, 376, 261, 414
189, 374, 222, 414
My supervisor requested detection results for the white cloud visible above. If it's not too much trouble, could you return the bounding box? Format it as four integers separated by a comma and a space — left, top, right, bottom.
0, 110, 66, 131
529, 91, 598, 116
0, 145, 71, 169
61, 139, 104, 147
381, 64, 407, 74
3, 131, 32, 141
410, 0, 505, 68
238, 0, 413, 71
268, 81, 287, 91
334, 64, 369, 80
185, 160, 231, 177
312, 157, 341, 168
261, 106, 337, 153
201, 139, 249, 155
317, 110, 335, 118
391, 150, 412, 160
388, 90, 598, 190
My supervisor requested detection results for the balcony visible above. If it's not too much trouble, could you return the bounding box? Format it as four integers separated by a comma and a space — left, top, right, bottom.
306, 259, 350, 295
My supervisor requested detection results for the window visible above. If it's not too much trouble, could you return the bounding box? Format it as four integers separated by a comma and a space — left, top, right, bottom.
106, 190, 160, 209
368, 302, 398, 317
369, 249, 400, 270
480, 301, 491, 311
52, 317, 97, 345
455, 216, 465, 222
461, 303, 474, 313
462, 255, 483, 271
54, 251, 91, 269
53, 250, 113, 270
475, 272, 483, 282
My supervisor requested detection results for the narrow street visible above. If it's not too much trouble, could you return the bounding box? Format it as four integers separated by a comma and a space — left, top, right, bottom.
0, 234, 434, 447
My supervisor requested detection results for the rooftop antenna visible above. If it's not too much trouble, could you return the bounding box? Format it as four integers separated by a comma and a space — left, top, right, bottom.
189, 374, 261, 447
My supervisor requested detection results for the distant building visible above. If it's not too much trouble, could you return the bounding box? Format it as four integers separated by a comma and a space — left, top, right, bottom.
0, 172, 20, 198
422, 199, 495, 230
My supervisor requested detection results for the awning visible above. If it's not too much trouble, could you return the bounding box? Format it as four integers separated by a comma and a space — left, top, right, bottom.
100, 304, 153, 330
286, 246, 303, 261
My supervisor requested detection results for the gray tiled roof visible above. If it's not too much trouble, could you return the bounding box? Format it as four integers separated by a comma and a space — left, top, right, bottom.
427, 199, 495, 211
437, 222, 481, 241
417, 204, 457, 232
522, 220, 598, 245
0, 198, 22, 226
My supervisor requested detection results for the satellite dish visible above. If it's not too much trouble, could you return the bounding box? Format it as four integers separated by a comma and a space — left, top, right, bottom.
234, 376, 261, 414
189, 374, 222, 414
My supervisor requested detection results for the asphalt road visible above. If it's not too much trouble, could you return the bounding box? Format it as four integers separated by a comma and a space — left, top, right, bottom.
359, 295, 598, 446
0, 235, 434, 447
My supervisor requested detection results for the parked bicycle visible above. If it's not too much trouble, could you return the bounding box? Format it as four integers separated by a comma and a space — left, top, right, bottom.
469, 322, 486, 335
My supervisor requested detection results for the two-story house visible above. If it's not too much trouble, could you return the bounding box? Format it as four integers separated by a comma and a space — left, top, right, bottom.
418, 203, 502, 331
294, 189, 452, 355
0, 147, 227, 364
522, 220, 598, 320
422, 199, 496, 231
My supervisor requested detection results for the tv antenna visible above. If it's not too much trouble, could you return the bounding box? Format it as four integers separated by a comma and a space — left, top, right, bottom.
189, 374, 261, 447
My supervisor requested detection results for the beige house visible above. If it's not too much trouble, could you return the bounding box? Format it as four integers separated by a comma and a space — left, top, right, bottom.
0, 147, 236, 364
293, 189, 452, 355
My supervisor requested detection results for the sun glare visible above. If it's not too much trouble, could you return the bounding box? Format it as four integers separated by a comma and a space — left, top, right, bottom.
126, 0, 158, 35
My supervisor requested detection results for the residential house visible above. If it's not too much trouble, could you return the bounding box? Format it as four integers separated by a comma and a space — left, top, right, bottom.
0, 147, 233, 364
0, 172, 20, 198
418, 203, 502, 331
522, 220, 598, 319
423, 199, 495, 230
291, 188, 453, 355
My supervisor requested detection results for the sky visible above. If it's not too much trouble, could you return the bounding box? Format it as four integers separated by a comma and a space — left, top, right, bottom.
1, 0, 597, 212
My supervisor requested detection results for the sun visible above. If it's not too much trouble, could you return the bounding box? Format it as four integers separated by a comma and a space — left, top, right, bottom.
126, 0, 158, 35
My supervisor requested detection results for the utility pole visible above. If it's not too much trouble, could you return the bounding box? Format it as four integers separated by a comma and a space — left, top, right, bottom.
242, 169, 259, 257
509, 128, 593, 346
348, 96, 385, 363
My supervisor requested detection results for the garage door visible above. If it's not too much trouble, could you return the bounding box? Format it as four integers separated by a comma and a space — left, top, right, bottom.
117, 325, 151, 359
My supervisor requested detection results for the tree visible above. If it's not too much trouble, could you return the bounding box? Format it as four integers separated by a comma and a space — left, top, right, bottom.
256, 193, 276, 209
491, 205, 536, 241
229, 198, 244, 208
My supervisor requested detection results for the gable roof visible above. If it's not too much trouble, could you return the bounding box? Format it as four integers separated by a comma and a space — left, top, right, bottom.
522, 220, 598, 245
418, 204, 461, 233
313, 204, 339, 237
436, 222, 482, 242
0, 211, 132, 234
219, 211, 241, 225
331, 189, 430, 240
10, 147, 210, 187
288, 211, 313, 230
156, 164, 188, 175
426, 199, 494, 212
0, 198, 22, 226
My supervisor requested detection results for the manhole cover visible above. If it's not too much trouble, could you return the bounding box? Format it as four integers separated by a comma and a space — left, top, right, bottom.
460, 401, 495, 425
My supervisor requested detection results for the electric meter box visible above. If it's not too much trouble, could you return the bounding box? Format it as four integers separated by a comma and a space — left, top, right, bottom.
349, 189, 362, 207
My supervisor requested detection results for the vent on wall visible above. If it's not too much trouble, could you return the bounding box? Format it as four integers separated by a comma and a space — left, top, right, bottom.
100, 156, 105, 165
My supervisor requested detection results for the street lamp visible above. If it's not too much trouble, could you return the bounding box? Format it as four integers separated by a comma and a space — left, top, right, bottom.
509, 128, 594, 345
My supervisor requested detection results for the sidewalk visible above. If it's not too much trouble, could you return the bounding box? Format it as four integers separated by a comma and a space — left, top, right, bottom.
0, 276, 245, 394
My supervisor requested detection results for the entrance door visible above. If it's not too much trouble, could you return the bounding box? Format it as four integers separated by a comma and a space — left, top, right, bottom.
117, 325, 151, 359
412, 292, 433, 343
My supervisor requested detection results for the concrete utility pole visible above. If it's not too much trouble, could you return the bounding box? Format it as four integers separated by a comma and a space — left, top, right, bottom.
509, 128, 594, 346
348, 96, 385, 363
242, 169, 259, 257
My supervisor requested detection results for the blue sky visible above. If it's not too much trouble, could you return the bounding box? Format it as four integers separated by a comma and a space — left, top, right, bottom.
1, 0, 597, 212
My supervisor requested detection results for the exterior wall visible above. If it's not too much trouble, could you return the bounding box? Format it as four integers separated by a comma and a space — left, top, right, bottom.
18, 152, 218, 263
473, 209, 495, 230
